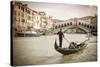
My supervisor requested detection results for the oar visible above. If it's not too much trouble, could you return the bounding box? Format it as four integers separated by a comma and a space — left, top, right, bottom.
83, 34, 90, 43
64, 37, 70, 44
83, 37, 90, 43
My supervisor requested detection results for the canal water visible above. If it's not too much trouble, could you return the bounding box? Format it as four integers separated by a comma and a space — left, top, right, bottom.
13, 34, 97, 65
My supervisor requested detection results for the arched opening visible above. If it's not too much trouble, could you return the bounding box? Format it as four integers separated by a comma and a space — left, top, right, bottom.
70, 22, 72, 25
58, 25, 60, 28
64, 27, 87, 34
93, 26, 95, 29
67, 23, 69, 26
90, 26, 92, 28
89, 25, 91, 29
55, 25, 57, 29
79, 22, 81, 25
84, 24, 86, 27
64, 23, 67, 27
82, 23, 84, 27
61, 24, 63, 27
81, 23, 83, 26
86, 25, 89, 28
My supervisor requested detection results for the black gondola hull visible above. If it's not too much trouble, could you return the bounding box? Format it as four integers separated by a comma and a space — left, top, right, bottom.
54, 40, 87, 55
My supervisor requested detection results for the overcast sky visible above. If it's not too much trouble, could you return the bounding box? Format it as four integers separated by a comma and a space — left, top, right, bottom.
21, 1, 97, 20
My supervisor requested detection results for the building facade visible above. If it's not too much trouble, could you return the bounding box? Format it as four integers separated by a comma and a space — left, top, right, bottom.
11, 1, 53, 35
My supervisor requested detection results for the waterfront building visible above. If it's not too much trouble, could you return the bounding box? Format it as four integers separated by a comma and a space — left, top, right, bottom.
11, 1, 53, 36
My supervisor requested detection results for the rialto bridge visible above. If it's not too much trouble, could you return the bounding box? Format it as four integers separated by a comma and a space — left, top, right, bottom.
53, 18, 97, 34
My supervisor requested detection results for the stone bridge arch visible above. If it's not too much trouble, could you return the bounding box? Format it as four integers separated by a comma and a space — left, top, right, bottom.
54, 21, 96, 34
63, 26, 90, 33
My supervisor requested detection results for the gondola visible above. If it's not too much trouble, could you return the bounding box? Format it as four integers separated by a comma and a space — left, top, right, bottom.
54, 40, 87, 55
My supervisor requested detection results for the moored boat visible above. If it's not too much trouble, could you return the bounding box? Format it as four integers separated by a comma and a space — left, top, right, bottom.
16, 31, 43, 37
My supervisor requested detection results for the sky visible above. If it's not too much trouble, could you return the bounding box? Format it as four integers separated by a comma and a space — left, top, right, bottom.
21, 1, 97, 20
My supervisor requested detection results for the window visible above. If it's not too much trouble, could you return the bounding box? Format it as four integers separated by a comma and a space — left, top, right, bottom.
25, 8, 27, 12
61, 24, 63, 27
22, 19, 25, 23
18, 6, 20, 9
14, 10, 16, 16
55, 26, 57, 29
18, 18, 20, 22
58, 25, 60, 28
70, 22, 72, 25
90, 26, 92, 28
79, 22, 81, 25
16, 18, 20, 22
21, 7, 24, 11
93, 27, 95, 29
67, 23, 69, 25
84, 24, 86, 27
64, 24, 66, 27
18, 12, 20, 16
27, 10, 30, 14
21, 13, 24, 17
28, 16, 31, 20
32, 12, 35, 15
15, 2, 20, 6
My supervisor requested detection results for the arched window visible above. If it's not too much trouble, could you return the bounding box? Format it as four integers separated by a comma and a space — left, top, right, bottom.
82, 23, 84, 27
90, 26, 92, 28
67, 23, 69, 26
55, 26, 57, 29
61, 24, 63, 27
70, 22, 72, 25
79, 22, 81, 25
93, 26, 95, 29
84, 24, 86, 27
87, 25, 89, 28
88, 25, 91, 29
81, 23, 83, 26
64, 23, 66, 27
58, 25, 60, 28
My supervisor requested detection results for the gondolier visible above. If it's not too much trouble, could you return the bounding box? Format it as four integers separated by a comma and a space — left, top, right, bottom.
57, 28, 64, 47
